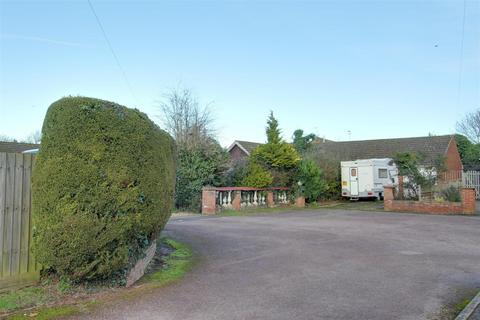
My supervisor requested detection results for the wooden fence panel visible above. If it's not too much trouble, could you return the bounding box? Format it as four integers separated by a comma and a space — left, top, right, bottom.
20, 155, 31, 274
3, 153, 15, 276
0, 152, 6, 278
0, 152, 39, 291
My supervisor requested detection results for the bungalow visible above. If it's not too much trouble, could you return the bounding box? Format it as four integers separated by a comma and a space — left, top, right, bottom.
228, 135, 463, 172
312, 135, 462, 172
227, 140, 262, 163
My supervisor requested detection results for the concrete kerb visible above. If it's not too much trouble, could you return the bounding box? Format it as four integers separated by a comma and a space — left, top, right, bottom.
455, 290, 480, 320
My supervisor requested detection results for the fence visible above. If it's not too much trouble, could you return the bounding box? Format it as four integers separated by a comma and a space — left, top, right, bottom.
462, 171, 480, 199
0, 152, 39, 290
202, 186, 301, 214
439, 170, 480, 200
384, 185, 476, 215
215, 187, 290, 210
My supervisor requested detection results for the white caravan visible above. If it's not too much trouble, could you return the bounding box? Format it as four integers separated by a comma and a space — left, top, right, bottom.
341, 158, 398, 200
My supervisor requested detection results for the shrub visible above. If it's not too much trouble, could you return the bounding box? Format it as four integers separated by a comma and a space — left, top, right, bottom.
224, 159, 248, 187
175, 141, 229, 211
302, 150, 341, 200
295, 159, 326, 202
455, 134, 480, 170
292, 129, 316, 154
251, 143, 300, 169
32, 97, 176, 282
438, 184, 462, 202
241, 162, 273, 188
246, 112, 300, 188
393, 152, 428, 199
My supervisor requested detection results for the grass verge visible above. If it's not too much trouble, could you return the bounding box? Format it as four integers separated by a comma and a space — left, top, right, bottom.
428, 287, 480, 320
1, 237, 193, 320
218, 205, 312, 216
315, 200, 385, 212
217, 200, 386, 216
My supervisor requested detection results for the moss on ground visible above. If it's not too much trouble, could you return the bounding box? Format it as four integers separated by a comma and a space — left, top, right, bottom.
1, 238, 193, 320
7, 305, 79, 320
0, 287, 48, 312
141, 238, 193, 286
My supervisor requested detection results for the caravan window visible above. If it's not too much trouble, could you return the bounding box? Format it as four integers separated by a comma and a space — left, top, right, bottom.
378, 168, 388, 179
351, 168, 357, 177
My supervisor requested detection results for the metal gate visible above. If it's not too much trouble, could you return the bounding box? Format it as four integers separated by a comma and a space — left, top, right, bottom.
462, 171, 480, 200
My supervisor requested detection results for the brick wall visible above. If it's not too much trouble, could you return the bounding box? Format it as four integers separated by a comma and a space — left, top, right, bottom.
229, 145, 248, 163
202, 188, 217, 215
383, 186, 476, 215
444, 137, 463, 172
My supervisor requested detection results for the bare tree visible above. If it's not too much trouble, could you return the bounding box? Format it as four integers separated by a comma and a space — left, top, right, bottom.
0, 134, 16, 142
25, 130, 42, 144
158, 87, 215, 149
456, 109, 480, 144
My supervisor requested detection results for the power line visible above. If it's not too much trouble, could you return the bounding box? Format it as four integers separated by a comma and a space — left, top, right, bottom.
456, 0, 467, 109
87, 0, 139, 105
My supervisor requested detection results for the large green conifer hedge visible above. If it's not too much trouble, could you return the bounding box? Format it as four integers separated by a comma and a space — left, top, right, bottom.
32, 97, 176, 282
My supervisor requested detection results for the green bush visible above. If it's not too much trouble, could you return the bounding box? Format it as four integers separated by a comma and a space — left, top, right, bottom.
302, 149, 341, 200
455, 134, 480, 170
295, 159, 326, 202
224, 159, 248, 187
32, 97, 176, 282
250, 143, 300, 169
241, 162, 273, 188
438, 184, 461, 202
175, 141, 228, 211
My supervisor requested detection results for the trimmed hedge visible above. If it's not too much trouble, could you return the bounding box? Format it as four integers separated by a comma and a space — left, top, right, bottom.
32, 97, 176, 282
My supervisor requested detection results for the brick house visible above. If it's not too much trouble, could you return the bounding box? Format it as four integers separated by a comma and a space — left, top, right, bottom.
228, 135, 463, 172
312, 135, 462, 172
227, 140, 262, 163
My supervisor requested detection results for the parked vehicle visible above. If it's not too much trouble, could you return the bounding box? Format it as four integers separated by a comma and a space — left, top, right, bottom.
341, 158, 398, 200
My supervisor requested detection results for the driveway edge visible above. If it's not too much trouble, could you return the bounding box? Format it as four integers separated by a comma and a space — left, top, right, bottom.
455, 290, 480, 320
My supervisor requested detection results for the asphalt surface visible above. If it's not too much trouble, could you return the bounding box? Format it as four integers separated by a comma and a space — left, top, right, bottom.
75, 210, 480, 320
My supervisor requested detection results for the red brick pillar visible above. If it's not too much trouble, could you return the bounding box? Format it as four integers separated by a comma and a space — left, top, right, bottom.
232, 191, 241, 210
202, 187, 217, 215
461, 188, 476, 215
295, 196, 305, 208
383, 186, 394, 211
384, 186, 394, 200
266, 191, 274, 208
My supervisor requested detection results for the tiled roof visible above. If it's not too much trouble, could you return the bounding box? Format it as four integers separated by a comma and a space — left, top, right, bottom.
312, 135, 454, 165
232, 140, 262, 154
0, 141, 40, 153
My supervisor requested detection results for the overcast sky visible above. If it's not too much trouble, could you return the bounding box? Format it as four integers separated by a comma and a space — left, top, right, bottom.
1, 0, 479, 146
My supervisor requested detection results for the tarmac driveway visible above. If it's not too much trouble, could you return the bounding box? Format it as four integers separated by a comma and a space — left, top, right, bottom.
78, 210, 480, 320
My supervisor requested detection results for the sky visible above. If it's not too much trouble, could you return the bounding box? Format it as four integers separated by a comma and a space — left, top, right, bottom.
0, 0, 479, 147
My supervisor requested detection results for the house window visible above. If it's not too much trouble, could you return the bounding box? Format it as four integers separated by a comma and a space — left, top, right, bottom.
378, 168, 388, 179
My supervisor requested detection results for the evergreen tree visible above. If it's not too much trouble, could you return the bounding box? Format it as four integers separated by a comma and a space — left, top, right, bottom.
266, 111, 281, 144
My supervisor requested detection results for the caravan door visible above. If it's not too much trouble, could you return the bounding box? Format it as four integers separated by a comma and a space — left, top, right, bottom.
350, 167, 359, 196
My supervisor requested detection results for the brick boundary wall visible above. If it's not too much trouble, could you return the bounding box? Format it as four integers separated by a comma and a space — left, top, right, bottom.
383, 186, 476, 215
202, 188, 217, 215
201, 187, 304, 215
